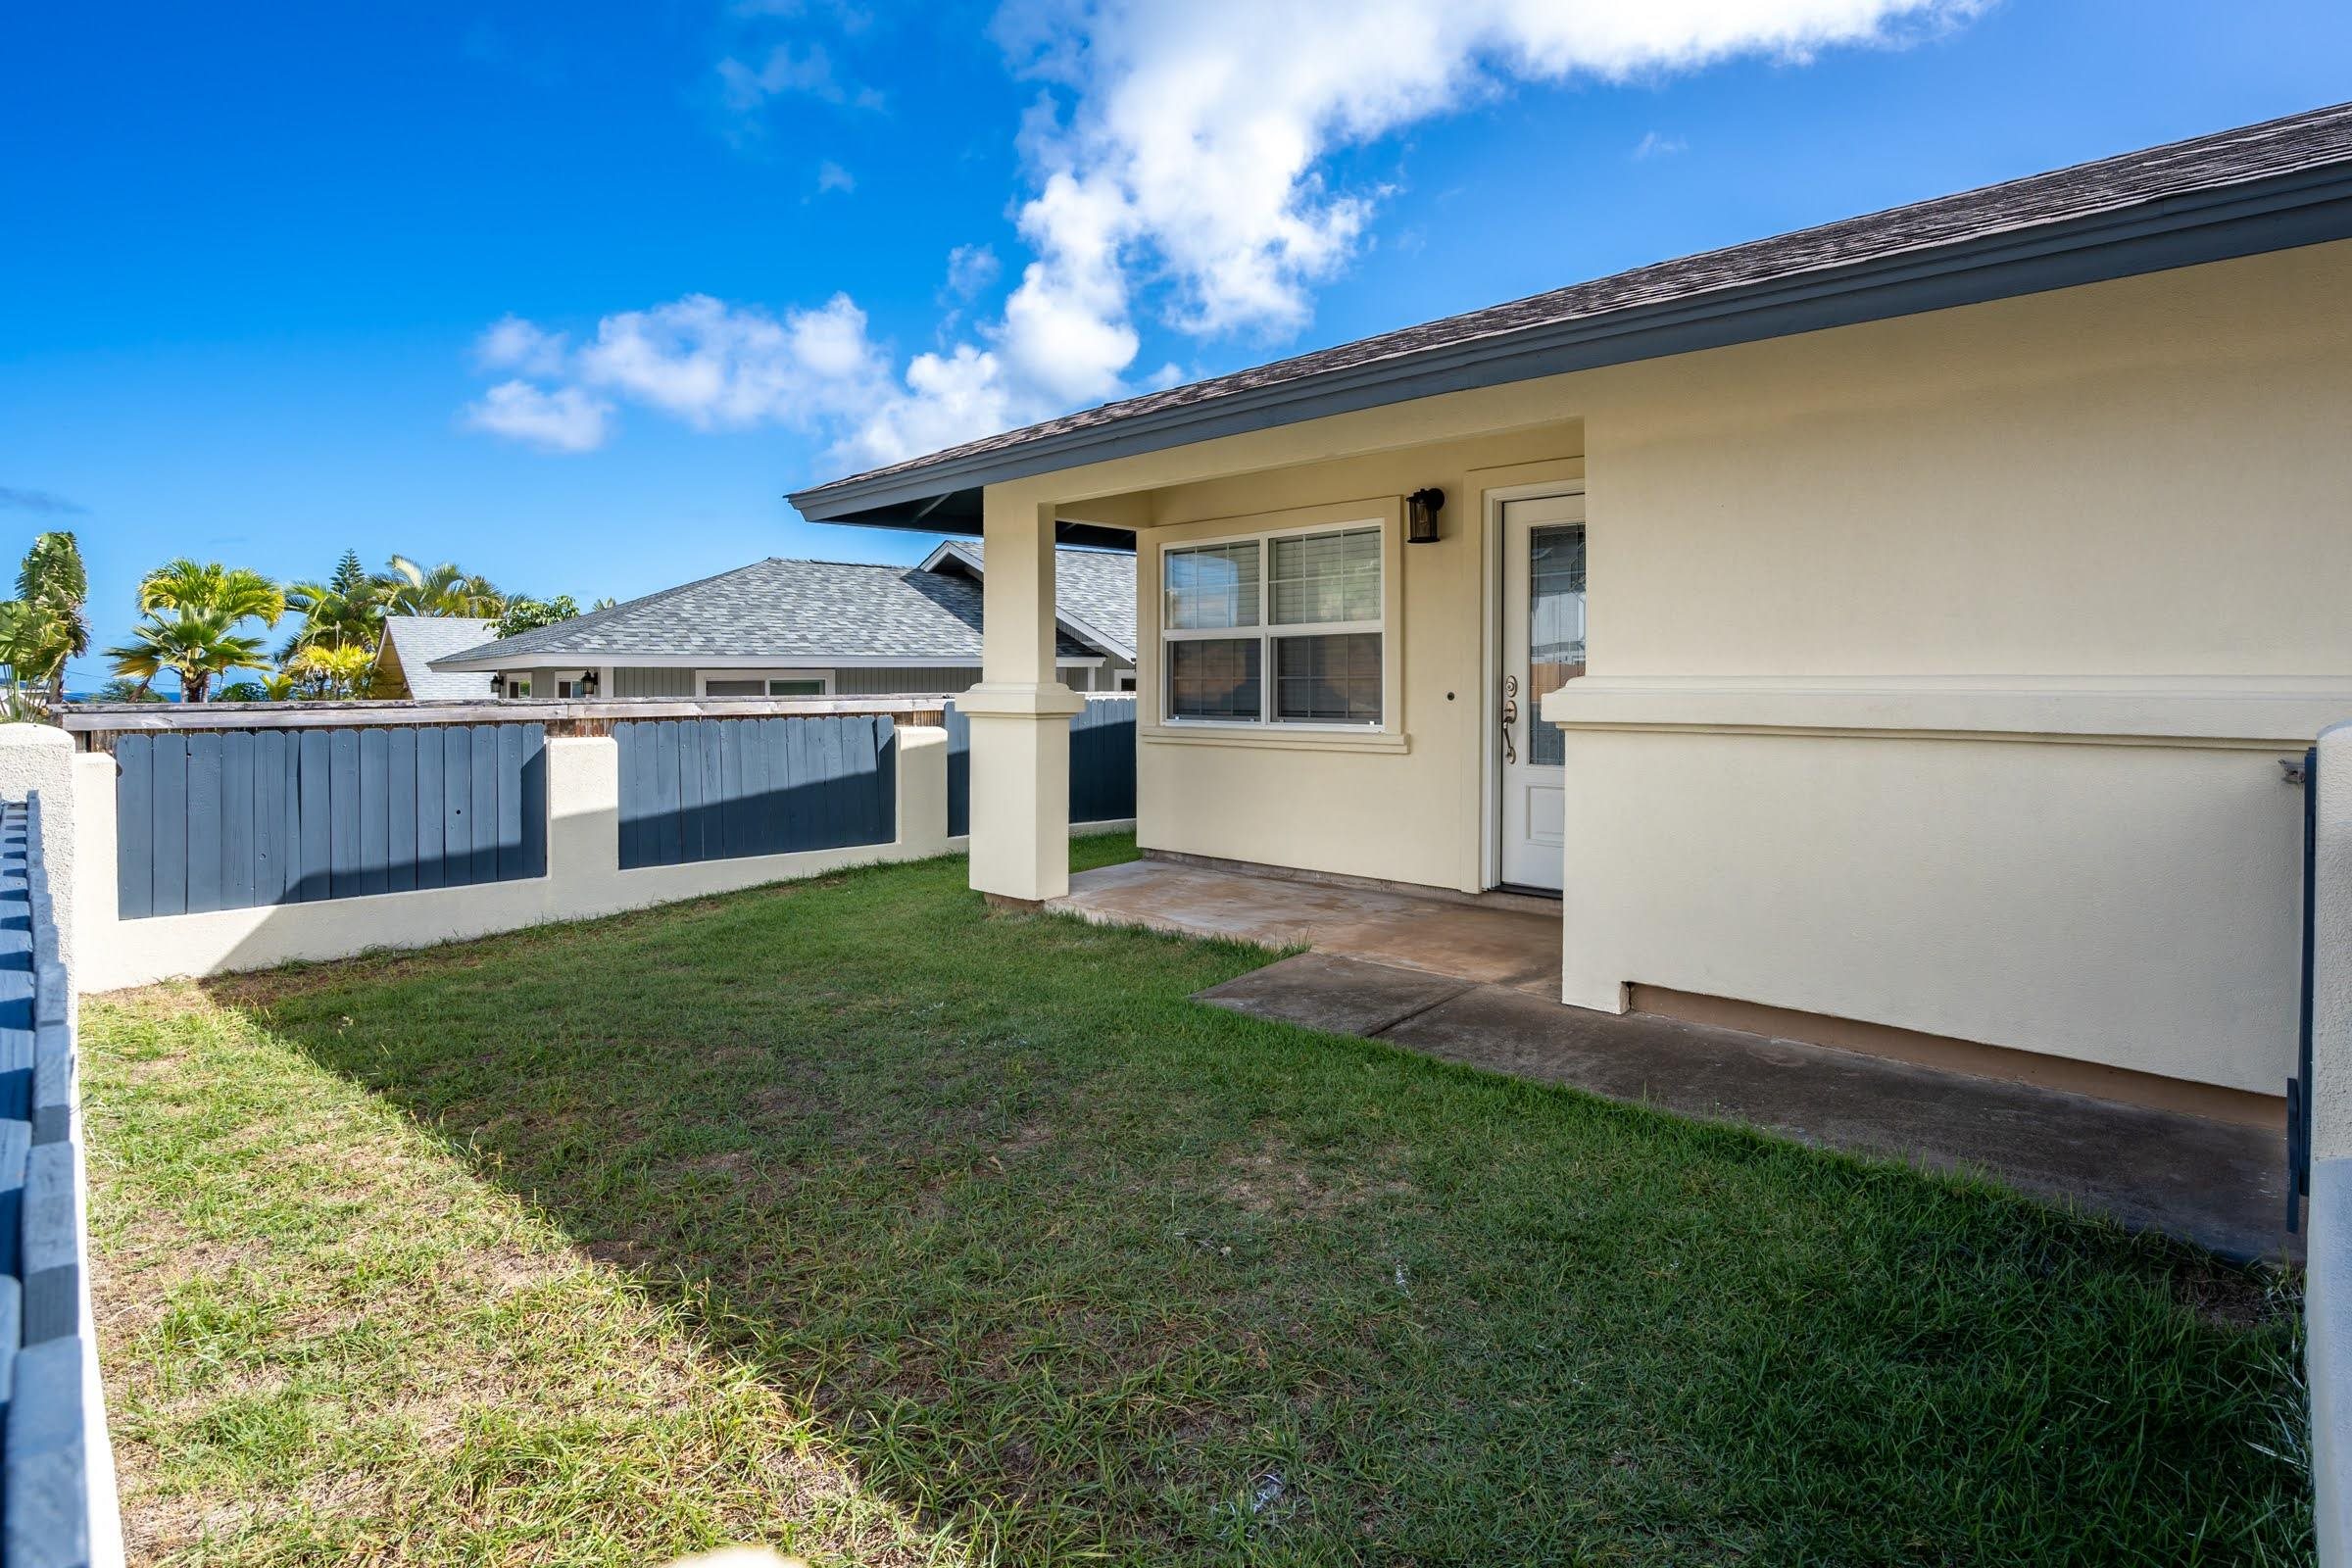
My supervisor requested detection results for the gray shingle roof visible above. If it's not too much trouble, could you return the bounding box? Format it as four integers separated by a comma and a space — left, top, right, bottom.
792, 99, 2352, 517
430, 549, 1135, 669
930, 542, 1137, 661
378, 616, 501, 700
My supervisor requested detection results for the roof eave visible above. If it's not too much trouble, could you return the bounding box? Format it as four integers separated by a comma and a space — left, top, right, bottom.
789, 161, 2352, 524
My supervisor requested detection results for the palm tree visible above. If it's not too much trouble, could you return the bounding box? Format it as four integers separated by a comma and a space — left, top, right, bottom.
104, 609, 268, 703
137, 559, 286, 626
282, 549, 386, 659
379, 556, 506, 618
0, 531, 91, 710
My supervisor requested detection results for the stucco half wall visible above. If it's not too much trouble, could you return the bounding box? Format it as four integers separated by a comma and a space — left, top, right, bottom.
1021, 238, 2352, 1100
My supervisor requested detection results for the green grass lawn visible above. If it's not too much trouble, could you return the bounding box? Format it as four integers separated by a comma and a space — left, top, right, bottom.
86, 834, 2309, 1566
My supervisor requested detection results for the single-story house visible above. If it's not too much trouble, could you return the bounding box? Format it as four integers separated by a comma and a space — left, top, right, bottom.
789, 100, 2352, 1127
428, 547, 1136, 700
373, 615, 501, 701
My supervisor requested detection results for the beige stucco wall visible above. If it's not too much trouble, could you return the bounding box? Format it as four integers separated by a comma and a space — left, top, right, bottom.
1036, 238, 2352, 1093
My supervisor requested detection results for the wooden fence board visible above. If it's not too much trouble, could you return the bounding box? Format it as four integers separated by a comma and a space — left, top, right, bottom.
114, 736, 154, 920
151, 735, 189, 917
221, 730, 256, 911
467, 725, 498, 887
357, 727, 390, 898
386, 728, 416, 894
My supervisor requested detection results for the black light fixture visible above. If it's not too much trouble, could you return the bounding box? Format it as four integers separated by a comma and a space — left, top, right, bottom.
1405, 487, 1446, 544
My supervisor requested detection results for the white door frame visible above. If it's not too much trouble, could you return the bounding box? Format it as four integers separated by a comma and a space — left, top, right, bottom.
1481, 478, 1589, 890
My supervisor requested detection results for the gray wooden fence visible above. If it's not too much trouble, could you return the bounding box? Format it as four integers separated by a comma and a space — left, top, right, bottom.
113, 725, 548, 920
944, 695, 1136, 837
615, 714, 898, 869
1, 796, 104, 1567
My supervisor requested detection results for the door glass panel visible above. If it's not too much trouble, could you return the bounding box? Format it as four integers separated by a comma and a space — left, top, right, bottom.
1527, 523, 1586, 766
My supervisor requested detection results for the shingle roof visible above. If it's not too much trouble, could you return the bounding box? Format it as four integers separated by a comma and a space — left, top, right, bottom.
429, 550, 1134, 669
792, 99, 2352, 519
930, 542, 1138, 661
377, 616, 501, 700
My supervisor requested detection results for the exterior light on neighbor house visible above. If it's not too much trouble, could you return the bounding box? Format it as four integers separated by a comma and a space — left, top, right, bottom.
579, 670, 600, 697
1405, 487, 1446, 544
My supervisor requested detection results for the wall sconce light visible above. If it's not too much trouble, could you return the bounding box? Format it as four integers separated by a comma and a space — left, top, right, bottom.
580, 670, 601, 697
1405, 487, 1446, 544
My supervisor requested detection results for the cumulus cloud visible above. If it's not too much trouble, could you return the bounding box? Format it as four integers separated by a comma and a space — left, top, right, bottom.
816, 159, 857, 194
469, 0, 1979, 464
462, 382, 613, 453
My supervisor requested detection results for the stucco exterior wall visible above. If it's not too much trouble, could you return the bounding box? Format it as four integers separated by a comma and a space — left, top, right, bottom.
1079, 238, 2352, 1093
1133, 433, 1583, 892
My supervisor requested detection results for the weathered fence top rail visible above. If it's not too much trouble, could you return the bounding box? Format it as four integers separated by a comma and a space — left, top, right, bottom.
60, 694, 1036, 746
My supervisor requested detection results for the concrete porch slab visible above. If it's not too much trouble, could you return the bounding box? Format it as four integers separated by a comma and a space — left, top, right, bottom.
1195, 953, 2294, 1264
1051, 858, 1563, 995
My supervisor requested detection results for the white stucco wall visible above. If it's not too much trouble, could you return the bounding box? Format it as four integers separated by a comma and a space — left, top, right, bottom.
73, 728, 957, 993
1006, 237, 2352, 1095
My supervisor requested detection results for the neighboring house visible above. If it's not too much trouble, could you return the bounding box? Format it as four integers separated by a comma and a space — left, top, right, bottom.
791, 102, 2352, 1127
373, 615, 500, 701
427, 549, 1135, 699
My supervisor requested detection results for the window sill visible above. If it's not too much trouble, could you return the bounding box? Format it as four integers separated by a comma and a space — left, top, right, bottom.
1141, 724, 1411, 755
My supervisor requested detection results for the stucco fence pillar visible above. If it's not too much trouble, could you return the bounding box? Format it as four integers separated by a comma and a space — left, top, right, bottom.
2311, 720, 2352, 1566
0, 725, 78, 970
70, 724, 959, 994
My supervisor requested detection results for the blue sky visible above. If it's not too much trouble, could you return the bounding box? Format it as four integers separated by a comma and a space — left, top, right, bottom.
7, 1, 2350, 692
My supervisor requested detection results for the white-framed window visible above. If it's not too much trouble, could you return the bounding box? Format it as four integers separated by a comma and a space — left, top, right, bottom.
1161, 520, 1385, 727
698, 670, 832, 698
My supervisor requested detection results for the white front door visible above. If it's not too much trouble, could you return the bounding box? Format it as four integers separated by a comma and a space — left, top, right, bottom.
1498, 492, 1587, 891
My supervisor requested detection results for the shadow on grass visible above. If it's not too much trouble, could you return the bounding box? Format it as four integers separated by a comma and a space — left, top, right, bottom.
188, 841, 2313, 1565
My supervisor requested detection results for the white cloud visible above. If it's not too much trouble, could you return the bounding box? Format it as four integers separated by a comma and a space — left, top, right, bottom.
462, 381, 613, 453
717, 41, 884, 113
816, 159, 857, 194
1634, 130, 1690, 160
473, 314, 570, 377
469, 0, 1980, 463
943, 243, 1001, 301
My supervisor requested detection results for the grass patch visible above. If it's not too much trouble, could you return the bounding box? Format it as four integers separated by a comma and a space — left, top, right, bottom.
87, 834, 2309, 1564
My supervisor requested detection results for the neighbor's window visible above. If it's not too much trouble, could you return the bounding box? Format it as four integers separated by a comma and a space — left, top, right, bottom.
704, 674, 830, 698
1161, 522, 1384, 726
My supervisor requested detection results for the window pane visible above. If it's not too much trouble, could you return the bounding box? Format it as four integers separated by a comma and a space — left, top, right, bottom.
768, 679, 824, 696
1164, 542, 1260, 630
1274, 632, 1381, 723
705, 678, 762, 697
1528, 523, 1586, 766
1270, 527, 1380, 625
1167, 638, 1261, 720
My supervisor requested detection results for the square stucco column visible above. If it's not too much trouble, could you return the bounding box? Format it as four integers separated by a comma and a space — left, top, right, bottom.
958, 487, 1081, 904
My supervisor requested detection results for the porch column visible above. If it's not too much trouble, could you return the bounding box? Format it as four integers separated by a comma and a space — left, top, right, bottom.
958, 485, 1080, 905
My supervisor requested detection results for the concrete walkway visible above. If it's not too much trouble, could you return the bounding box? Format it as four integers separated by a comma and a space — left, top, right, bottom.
1053, 858, 2296, 1263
